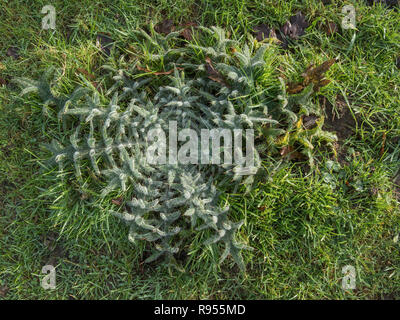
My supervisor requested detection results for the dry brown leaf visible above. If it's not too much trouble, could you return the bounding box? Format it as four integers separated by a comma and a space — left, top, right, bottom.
181, 22, 198, 27
155, 19, 175, 35
287, 83, 305, 94
96, 33, 113, 57
177, 22, 198, 41
324, 21, 338, 36
380, 132, 387, 157
303, 115, 319, 129
6, 46, 20, 59
205, 57, 229, 87
112, 197, 123, 206
302, 58, 336, 86
277, 65, 286, 79
280, 145, 293, 156
280, 145, 305, 161
76, 68, 101, 89
280, 12, 309, 40
76, 68, 96, 81
0, 285, 9, 298
92, 82, 101, 90
319, 79, 331, 87
180, 28, 193, 41
253, 24, 277, 42
287, 58, 336, 94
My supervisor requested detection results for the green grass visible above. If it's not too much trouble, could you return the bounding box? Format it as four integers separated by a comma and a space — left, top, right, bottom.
1, 0, 399, 299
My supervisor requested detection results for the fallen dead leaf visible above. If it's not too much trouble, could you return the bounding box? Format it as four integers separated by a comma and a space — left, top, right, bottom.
180, 28, 193, 41
6, 46, 20, 59
76, 68, 101, 89
287, 58, 336, 94
380, 132, 387, 157
112, 197, 123, 206
253, 24, 277, 42
303, 115, 319, 129
287, 83, 305, 94
0, 285, 9, 297
155, 19, 175, 35
179, 22, 198, 41
324, 21, 338, 36
302, 58, 336, 90
205, 57, 229, 87
76, 68, 95, 81
280, 145, 305, 161
281, 12, 309, 40
180, 22, 198, 28
277, 65, 286, 79
92, 82, 101, 90
96, 33, 114, 57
